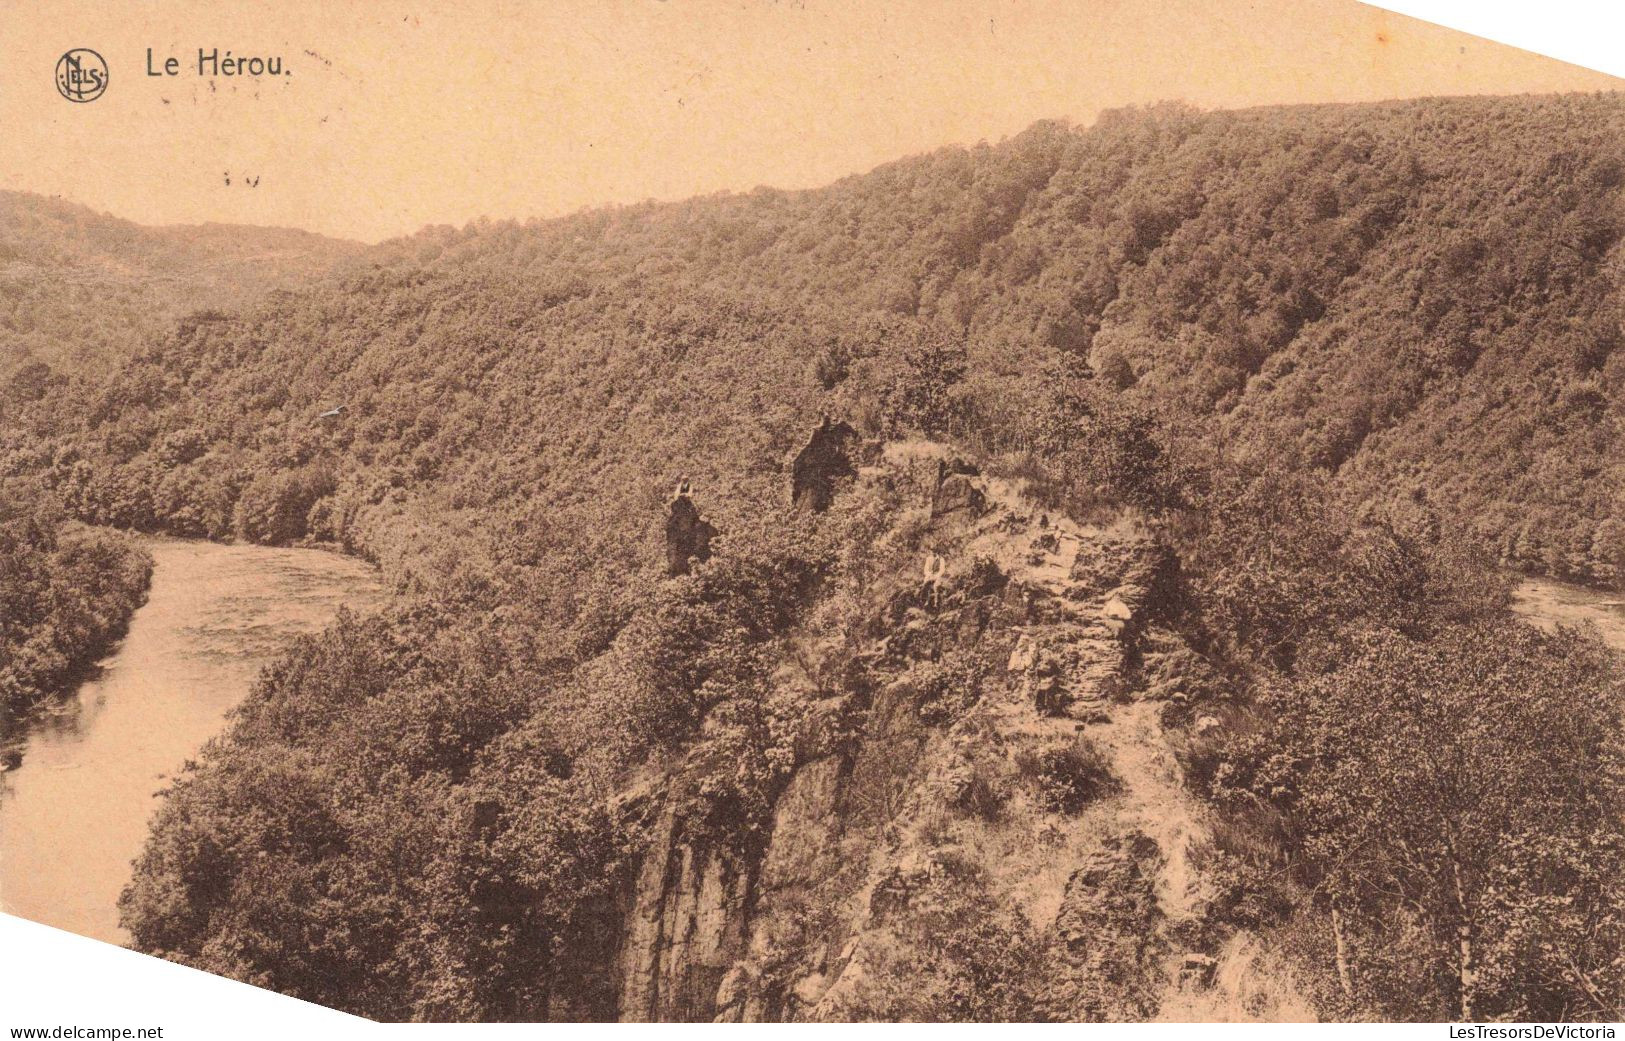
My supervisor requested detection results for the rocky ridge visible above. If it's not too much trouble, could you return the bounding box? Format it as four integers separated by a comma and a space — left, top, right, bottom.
613, 439, 1310, 1022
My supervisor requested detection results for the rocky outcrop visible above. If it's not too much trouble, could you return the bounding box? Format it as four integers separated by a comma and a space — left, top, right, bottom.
617, 753, 853, 1023
790, 416, 862, 513
1041, 831, 1166, 1020
665, 485, 717, 576
757, 756, 846, 890
610, 440, 1294, 1022
928, 457, 984, 522
616, 804, 754, 1021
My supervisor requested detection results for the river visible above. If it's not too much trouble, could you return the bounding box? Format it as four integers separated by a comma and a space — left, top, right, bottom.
1511, 576, 1625, 652
0, 538, 385, 945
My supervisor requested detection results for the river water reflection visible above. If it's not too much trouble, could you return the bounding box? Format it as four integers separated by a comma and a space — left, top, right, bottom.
1512, 576, 1625, 652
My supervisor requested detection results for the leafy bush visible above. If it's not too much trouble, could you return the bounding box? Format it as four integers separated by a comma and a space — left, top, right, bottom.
951, 759, 1009, 822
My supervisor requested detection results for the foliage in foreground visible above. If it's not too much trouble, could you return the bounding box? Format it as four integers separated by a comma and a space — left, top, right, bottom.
1217, 623, 1625, 1022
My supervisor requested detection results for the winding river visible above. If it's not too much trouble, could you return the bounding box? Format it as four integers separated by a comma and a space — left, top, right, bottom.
0, 539, 385, 945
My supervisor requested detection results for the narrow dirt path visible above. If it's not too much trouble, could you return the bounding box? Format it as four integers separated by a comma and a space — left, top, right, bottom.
859, 441, 1313, 1019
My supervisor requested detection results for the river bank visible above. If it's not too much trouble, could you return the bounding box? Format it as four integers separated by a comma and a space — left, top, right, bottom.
0, 522, 153, 728
0, 538, 385, 945
1511, 575, 1625, 652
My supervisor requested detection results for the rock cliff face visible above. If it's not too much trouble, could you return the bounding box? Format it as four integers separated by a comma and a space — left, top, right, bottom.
665, 489, 717, 577
789, 416, 863, 513
615, 800, 754, 1021
610, 441, 1305, 1022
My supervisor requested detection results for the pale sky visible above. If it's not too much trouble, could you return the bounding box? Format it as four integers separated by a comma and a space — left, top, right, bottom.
0, 0, 1618, 243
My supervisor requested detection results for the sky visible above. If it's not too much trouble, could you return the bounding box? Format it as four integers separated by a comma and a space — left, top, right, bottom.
0, 0, 1619, 243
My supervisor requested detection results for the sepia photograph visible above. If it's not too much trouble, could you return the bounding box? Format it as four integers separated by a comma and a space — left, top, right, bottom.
2, 0, 1624, 1029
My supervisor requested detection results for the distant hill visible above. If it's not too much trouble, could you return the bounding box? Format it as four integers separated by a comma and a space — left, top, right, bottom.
0, 191, 362, 379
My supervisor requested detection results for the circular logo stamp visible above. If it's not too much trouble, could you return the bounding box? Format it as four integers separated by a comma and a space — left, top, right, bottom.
55, 49, 108, 103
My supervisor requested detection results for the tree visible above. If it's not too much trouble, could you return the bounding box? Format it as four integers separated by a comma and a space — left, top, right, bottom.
1243, 622, 1625, 1020
882, 326, 969, 438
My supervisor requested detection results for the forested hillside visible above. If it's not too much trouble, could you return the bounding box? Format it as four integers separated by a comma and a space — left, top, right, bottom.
10, 93, 1625, 585
0, 191, 361, 382
3, 92, 1624, 1022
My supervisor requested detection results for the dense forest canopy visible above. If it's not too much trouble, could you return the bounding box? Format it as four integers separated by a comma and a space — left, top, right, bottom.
2, 92, 1624, 1022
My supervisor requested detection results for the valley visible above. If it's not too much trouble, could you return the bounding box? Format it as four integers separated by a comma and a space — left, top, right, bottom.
3, 91, 1624, 1022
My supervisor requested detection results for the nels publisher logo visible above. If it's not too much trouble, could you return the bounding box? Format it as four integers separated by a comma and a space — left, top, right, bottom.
55, 48, 108, 102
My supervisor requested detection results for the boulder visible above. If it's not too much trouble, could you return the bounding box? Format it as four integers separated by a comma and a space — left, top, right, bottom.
791, 416, 862, 512
930, 472, 985, 521
1007, 634, 1037, 673
666, 492, 717, 576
